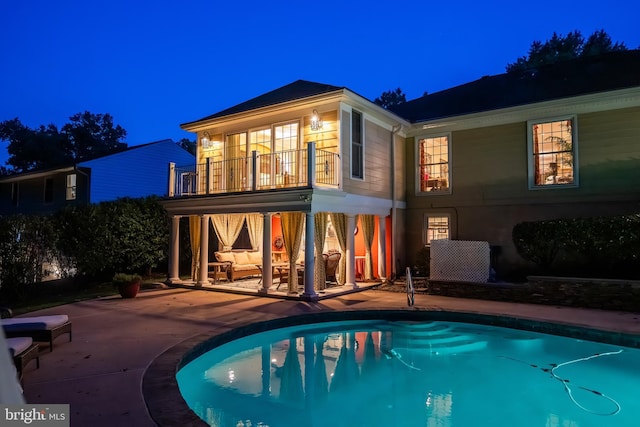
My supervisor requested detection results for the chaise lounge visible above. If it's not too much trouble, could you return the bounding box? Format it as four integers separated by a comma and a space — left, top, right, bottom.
7, 336, 40, 382
2, 314, 72, 352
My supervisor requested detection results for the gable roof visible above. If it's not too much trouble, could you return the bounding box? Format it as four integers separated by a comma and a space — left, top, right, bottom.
0, 139, 184, 182
182, 80, 345, 126
391, 50, 640, 123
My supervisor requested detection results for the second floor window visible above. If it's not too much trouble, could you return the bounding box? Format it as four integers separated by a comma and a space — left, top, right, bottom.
418, 135, 450, 193
66, 174, 77, 200
351, 110, 363, 179
529, 117, 576, 188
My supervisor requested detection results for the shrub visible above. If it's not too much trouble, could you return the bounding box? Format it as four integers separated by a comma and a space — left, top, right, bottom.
513, 214, 640, 278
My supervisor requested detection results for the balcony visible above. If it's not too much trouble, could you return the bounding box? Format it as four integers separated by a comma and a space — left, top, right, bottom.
169, 144, 340, 197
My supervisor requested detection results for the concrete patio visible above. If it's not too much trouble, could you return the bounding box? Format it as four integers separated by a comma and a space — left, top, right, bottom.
18, 287, 640, 426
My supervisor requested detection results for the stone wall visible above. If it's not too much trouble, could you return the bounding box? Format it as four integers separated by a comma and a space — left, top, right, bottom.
401, 276, 640, 313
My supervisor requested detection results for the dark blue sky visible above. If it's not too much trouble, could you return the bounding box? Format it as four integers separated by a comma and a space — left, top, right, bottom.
1, 0, 639, 167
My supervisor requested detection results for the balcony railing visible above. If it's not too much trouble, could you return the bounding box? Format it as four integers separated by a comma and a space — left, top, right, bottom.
169, 143, 339, 197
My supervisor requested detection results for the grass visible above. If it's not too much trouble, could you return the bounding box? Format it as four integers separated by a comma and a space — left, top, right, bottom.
3, 274, 167, 316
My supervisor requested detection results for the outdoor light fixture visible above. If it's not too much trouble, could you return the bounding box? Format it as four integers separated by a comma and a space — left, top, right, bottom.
310, 109, 323, 131
201, 131, 213, 149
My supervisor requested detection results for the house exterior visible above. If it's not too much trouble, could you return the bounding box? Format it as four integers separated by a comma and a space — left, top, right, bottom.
392, 50, 640, 278
0, 139, 194, 215
161, 80, 409, 297
164, 50, 640, 295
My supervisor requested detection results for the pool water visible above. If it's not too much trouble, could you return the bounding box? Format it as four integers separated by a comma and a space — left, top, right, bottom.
177, 320, 640, 427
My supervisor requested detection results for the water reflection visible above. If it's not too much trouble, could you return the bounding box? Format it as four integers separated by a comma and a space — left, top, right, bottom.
177, 320, 639, 427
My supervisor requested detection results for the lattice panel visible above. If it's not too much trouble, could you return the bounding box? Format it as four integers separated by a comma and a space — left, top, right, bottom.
430, 240, 490, 283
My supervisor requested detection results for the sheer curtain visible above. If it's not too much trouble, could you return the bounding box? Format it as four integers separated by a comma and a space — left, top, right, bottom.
189, 216, 201, 280
361, 214, 376, 280
246, 213, 263, 251
314, 212, 328, 290
211, 214, 245, 251
281, 212, 305, 293
330, 213, 347, 285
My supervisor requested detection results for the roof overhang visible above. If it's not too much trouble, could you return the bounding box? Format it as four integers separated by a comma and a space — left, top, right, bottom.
406, 86, 640, 136
0, 166, 78, 183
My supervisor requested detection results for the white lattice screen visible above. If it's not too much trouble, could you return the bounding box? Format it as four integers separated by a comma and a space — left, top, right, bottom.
430, 240, 490, 282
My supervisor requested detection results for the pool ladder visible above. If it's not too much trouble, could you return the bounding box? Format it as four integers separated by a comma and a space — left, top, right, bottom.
406, 267, 415, 306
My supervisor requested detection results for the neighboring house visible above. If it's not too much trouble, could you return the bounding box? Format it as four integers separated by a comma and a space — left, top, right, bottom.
391, 50, 640, 277
0, 139, 194, 215
163, 50, 640, 294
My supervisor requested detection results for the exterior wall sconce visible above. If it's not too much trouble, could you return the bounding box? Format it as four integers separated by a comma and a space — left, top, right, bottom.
310, 109, 323, 131
201, 131, 213, 149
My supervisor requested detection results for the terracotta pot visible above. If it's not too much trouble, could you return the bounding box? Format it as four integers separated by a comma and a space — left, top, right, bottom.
118, 280, 141, 298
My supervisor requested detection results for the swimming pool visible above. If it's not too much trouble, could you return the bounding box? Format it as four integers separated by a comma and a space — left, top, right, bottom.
177, 317, 640, 427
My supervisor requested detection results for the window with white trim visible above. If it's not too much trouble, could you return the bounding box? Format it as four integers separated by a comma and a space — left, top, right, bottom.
424, 215, 450, 245
351, 110, 363, 179
65, 174, 77, 200
418, 134, 450, 193
528, 117, 576, 188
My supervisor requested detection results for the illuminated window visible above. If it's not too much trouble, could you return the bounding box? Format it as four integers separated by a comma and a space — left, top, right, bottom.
66, 174, 77, 200
424, 215, 450, 245
418, 135, 450, 193
528, 117, 577, 188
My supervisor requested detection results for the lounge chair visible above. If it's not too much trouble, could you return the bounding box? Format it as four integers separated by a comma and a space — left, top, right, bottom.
7, 337, 40, 382
2, 315, 72, 352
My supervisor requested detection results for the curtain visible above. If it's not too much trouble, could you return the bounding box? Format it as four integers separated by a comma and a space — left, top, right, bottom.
281, 212, 305, 293
330, 213, 347, 285
211, 214, 246, 251
246, 213, 263, 251
361, 214, 376, 280
189, 216, 201, 280
314, 212, 328, 290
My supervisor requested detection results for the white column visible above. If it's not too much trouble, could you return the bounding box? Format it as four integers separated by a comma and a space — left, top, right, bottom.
345, 214, 357, 288
303, 212, 317, 297
377, 215, 387, 281
168, 215, 180, 283
260, 213, 273, 293
197, 214, 209, 287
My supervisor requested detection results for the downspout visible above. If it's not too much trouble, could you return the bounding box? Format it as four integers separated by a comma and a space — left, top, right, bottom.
390, 124, 402, 280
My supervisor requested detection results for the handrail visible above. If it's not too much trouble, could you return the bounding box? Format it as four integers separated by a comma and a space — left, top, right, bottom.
406, 266, 415, 306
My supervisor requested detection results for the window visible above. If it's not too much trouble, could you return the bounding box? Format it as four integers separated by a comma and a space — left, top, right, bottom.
44, 178, 53, 203
66, 174, 77, 200
529, 117, 576, 188
418, 135, 450, 193
424, 215, 450, 245
351, 110, 363, 179
11, 183, 19, 207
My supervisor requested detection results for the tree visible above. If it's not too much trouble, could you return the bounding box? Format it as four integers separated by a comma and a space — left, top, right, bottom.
506, 29, 628, 73
178, 138, 196, 155
0, 119, 72, 172
374, 88, 406, 109
61, 111, 127, 160
0, 112, 127, 173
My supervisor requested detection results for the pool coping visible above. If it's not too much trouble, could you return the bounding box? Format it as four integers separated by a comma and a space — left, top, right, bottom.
142, 308, 640, 426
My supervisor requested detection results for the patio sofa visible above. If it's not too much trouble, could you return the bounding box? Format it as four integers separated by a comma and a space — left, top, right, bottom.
214, 250, 263, 281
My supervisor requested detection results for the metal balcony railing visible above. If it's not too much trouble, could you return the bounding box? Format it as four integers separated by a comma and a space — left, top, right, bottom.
168, 143, 340, 197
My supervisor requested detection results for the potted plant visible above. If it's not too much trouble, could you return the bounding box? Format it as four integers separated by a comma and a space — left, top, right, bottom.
112, 273, 142, 298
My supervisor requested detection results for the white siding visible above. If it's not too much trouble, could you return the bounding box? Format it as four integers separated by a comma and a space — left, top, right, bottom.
79, 140, 194, 203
